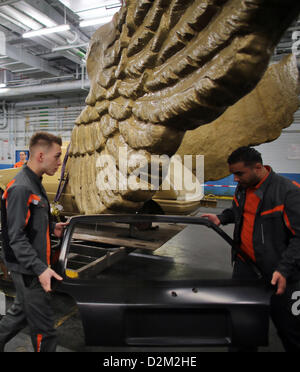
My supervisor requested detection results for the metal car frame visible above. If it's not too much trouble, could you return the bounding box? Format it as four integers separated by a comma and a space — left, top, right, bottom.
56, 214, 272, 348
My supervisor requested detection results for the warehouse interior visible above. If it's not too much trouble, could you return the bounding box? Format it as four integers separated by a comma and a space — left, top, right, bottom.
0, 0, 299, 353
0, 0, 121, 161
0, 0, 299, 183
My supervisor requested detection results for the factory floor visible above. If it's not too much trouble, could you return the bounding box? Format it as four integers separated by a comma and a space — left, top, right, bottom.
0, 200, 284, 352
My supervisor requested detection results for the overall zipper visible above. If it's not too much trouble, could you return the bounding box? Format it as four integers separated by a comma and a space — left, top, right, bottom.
261, 224, 265, 244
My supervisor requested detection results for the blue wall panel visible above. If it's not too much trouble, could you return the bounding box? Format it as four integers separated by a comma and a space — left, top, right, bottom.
0, 164, 13, 170
204, 173, 300, 197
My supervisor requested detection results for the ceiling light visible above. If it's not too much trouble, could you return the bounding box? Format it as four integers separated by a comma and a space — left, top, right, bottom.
79, 16, 113, 28
52, 43, 88, 52
23, 24, 70, 38
77, 7, 117, 19
106, 3, 122, 10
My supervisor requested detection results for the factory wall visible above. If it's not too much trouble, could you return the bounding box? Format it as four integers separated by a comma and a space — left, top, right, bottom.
0, 99, 85, 168
204, 108, 300, 196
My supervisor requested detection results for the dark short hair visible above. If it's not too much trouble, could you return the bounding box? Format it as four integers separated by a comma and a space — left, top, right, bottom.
29, 132, 62, 151
227, 146, 262, 166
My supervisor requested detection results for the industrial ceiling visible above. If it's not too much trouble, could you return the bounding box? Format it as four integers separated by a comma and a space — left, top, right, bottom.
0, 0, 298, 102
0, 0, 121, 100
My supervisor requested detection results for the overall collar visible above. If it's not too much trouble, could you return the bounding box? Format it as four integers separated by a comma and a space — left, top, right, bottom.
23, 164, 48, 199
253, 165, 273, 200
23, 164, 43, 184
236, 166, 273, 200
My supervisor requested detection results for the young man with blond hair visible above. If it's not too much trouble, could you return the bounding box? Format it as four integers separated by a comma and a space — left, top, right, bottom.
0, 132, 67, 352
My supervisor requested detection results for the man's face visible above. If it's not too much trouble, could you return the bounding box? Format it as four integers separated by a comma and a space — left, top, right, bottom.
19, 152, 27, 162
229, 161, 262, 189
42, 143, 62, 176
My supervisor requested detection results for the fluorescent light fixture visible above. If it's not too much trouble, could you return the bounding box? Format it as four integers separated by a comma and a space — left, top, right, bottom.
23, 24, 70, 38
52, 43, 88, 52
79, 16, 113, 28
77, 7, 118, 19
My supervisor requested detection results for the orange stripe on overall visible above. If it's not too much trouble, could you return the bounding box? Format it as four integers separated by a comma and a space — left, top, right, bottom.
2, 179, 16, 208
240, 171, 270, 262
261, 204, 284, 216
37, 334, 43, 352
46, 224, 51, 266
24, 194, 41, 226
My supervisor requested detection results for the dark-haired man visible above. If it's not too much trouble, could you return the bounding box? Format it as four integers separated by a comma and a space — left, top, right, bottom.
0, 132, 68, 352
203, 146, 300, 351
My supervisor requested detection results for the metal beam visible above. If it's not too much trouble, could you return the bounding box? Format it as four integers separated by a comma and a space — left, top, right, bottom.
0, 79, 90, 99
5, 43, 62, 76
0, 14, 27, 35
24, 0, 89, 42
41, 49, 85, 65
0, 0, 20, 7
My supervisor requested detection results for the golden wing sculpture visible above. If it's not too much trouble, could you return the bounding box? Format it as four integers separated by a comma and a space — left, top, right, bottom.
68, 0, 300, 214
177, 54, 300, 181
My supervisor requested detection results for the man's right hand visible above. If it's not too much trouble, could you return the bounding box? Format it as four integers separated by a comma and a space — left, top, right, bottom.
201, 213, 221, 226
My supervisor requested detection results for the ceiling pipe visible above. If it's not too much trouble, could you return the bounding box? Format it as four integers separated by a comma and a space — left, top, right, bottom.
0, 79, 90, 99
0, 0, 20, 7
14, 97, 85, 107
0, 100, 8, 129
0, 4, 42, 30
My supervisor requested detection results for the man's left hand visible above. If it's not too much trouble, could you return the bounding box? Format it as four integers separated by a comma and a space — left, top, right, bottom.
39, 267, 63, 292
54, 221, 69, 238
271, 271, 287, 295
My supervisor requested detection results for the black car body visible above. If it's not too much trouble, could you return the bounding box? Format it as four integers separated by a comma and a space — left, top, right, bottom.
55, 214, 272, 348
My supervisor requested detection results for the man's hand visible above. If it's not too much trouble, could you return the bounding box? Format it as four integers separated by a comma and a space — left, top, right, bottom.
54, 221, 69, 238
201, 213, 221, 226
38, 267, 63, 292
271, 271, 287, 295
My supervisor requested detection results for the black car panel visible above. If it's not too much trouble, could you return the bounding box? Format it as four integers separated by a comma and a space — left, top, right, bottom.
56, 215, 272, 348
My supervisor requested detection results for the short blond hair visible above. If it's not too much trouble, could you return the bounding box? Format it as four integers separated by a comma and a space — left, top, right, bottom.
29, 132, 62, 152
